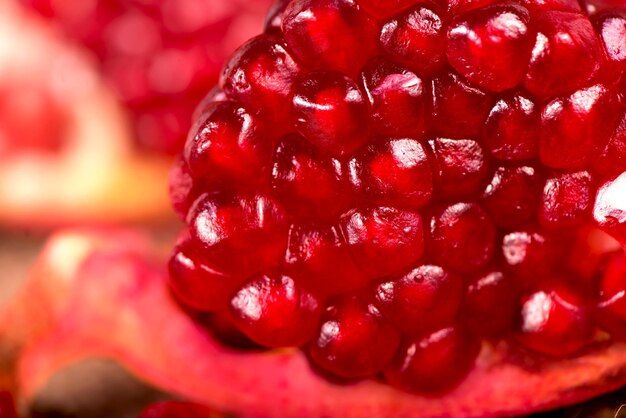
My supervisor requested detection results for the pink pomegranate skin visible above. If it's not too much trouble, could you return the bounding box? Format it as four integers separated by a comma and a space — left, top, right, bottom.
166, 0, 626, 395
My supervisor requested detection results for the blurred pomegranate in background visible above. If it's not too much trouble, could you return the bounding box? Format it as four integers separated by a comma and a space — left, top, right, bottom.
19, 0, 274, 154
0, 1, 171, 228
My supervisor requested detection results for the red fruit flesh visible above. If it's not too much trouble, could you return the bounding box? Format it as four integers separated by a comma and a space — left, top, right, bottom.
385, 326, 481, 395
379, 5, 447, 77
348, 137, 433, 209
501, 229, 566, 284
524, 12, 603, 99
447, 4, 533, 92
6, 231, 626, 417
516, 285, 594, 356
271, 134, 347, 218
292, 72, 370, 157
429, 138, 489, 199
360, 58, 430, 138
282, 0, 378, 75
309, 297, 401, 379
340, 206, 425, 280
481, 166, 543, 229
594, 172, 626, 244
429, 202, 496, 273
184, 101, 270, 185
164, 0, 626, 406
539, 85, 620, 170
168, 233, 237, 312
432, 71, 495, 137
284, 223, 366, 297
188, 193, 288, 277
230, 273, 321, 347
374, 265, 464, 335
540, 171, 594, 229
483, 93, 539, 161
464, 270, 518, 336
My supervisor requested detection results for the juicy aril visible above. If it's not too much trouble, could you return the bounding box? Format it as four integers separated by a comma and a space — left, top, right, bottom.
167, 0, 626, 411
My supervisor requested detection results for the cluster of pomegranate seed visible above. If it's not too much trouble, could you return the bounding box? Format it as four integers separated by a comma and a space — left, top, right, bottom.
169, 0, 626, 394
20, 0, 271, 154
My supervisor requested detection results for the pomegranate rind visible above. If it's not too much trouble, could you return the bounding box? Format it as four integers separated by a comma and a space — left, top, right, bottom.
0, 2, 172, 228
3, 230, 626, 418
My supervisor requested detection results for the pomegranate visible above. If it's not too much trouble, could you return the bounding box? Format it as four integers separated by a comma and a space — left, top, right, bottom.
0, 1, 171, 228
169, 0, 626, 396
2, 0, 626, 416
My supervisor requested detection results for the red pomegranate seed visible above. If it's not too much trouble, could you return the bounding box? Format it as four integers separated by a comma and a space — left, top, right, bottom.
360, 58, 431, 138
271, 134, 347, 219
348, 137, 433, 210
594, 172, 626, 244
501, 230, 565, 285
284, 223, 367, 297
168, 233, 237, 312
432, 72, 495, 138
429, 138, 489, 200
265, 0, 290, 35
516, 285, 594, 356
221, 35, 300, 128
309, 297, 401, 379
539, 85, 620, 170
356, 0, 418, 19
282, 0, 378, 75
341, 206, 425, 280
429, 202, 496, 273
524, 12, 604, 99
447, 4, 533, 92
374, 265, 464, 335
597, 253, 626, 337
521, 0, 582, 13
481, 166, 543, 229
464, 270, 518, 337
593, 114, 626, 182
385, 326, 481, 394
597, 13, 626, 68
229, 273, 321, 348
292, 71, 370, 157
169, 156, 198, 220
188, 193, 287, 277
483, 93, 539, 161
584, 0, 626, 14
184, 101, 270, 185
540, 171, 594, 230
379, 4, 447, 77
